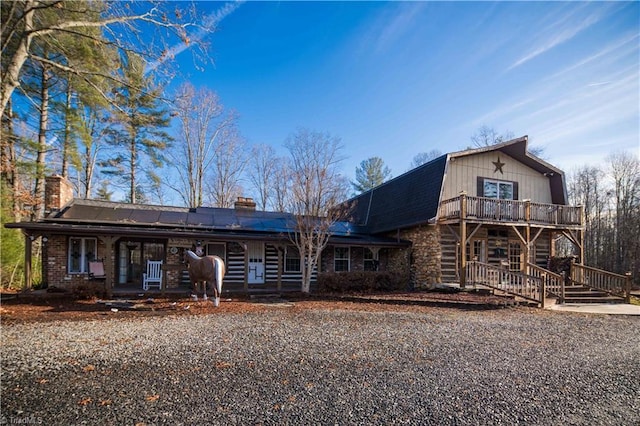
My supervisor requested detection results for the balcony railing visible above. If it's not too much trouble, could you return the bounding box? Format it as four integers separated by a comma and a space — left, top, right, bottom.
439, 195, 583, 227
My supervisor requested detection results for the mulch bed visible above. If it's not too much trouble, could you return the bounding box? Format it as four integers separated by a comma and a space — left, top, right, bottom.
0, 289, 523, 324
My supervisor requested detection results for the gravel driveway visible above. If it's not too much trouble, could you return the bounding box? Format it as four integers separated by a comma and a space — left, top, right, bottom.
2, 304, 639, 425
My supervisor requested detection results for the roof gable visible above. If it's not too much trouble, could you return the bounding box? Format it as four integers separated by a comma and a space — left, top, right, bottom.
449, 136, 567, 204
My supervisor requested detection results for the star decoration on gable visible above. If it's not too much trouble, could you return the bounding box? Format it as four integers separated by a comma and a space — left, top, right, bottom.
492, 156, 505, 174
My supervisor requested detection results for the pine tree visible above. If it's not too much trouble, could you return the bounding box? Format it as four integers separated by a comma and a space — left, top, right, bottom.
101, 53, 171, 203
352, 157, 391, 193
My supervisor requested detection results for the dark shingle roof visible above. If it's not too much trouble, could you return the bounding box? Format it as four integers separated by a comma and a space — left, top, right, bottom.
11, 199, 407, 247
344, 154, 448, 234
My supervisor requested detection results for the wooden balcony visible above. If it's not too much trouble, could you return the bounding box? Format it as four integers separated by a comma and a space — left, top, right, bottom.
439, 195, 583, 228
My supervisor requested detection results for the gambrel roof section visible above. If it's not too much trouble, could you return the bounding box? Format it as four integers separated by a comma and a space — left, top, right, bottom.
342, 136, 568, 235
343, 155, 448, 234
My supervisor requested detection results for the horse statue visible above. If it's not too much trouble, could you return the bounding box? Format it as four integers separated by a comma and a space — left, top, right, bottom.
184, 250, 225, 306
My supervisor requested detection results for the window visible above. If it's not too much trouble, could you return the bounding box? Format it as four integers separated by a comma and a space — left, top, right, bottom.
68, 237, 97, 274
334, 247, 350, 272
483, 179, 514, 200
364, 248, 377, 271
285, 246, 301, 272
466, 239, 487, 262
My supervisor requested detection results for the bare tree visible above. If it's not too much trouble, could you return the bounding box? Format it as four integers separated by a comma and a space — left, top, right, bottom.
409, 149, 442, 169
607, 151, 640, 277
247, 144, 278, 211
272, 156, 292, 213
208, 127, 247, 208
470, 125, 546, 157
284, 128, 349, 293
169, 83, 235, 208
471, 125, 515, 147
566, 152, 640, 284
568, 165, 609, 267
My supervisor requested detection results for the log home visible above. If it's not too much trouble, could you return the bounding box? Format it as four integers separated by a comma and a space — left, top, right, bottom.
344, 136, 584, 290
7, 176, 409, 296
10, 136, 630, 303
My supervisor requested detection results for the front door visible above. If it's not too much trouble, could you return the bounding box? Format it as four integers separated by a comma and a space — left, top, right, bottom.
247, 242, 265, 284
117, 240, 165, 287
508, 241, 523, 272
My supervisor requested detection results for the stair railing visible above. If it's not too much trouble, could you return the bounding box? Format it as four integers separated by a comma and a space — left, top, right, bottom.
466, 261, 544, 306
570, 263, 631, 303
529, 264, 565, 303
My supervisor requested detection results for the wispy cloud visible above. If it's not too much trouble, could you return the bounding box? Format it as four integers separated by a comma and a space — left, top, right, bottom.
507, 5, 611, 71
146, 1, 244, 74
373, 2, 424, 54
545, 32, 639, 82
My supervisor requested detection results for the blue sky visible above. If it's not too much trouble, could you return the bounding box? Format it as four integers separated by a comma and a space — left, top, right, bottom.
171, 1, 639, 180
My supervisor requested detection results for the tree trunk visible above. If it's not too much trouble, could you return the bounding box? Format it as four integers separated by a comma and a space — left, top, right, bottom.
1, 99, 18, 220
0, 0, 36, 118
32, 63, 50, 220
61, 79, 73, 178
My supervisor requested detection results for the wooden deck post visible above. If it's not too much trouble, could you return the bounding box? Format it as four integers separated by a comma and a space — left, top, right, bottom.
23, 232, 33, 289
460, 192, 467, 288
625, 272, 632, 304
540, 272, 546, 309
98, 236, 115, 298
277, 245, 283, 293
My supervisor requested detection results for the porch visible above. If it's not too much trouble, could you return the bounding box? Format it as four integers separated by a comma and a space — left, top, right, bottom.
438, 194, 583, 228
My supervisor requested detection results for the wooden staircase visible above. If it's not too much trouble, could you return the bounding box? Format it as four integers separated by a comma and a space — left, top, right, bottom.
562, 285, 626, 304
466, 261, 632, 307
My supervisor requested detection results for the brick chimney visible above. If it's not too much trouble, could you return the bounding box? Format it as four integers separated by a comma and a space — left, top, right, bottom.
45, 175, 74, 213
234, 196, 256, 211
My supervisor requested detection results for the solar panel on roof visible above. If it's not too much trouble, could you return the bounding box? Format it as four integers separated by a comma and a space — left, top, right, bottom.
158, 211, 188, 225
186, 212, 215, 227
62, 205, 103, 220
129, 209, 161, 223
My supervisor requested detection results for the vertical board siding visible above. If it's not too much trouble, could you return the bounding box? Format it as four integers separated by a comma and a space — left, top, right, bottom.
443, 152, 552, 203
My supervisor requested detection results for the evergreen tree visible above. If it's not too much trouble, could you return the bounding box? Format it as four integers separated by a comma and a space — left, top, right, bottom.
352, 157, 391, 193
101, 53, 171, 203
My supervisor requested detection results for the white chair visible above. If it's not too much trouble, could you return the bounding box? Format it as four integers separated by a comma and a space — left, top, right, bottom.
142, 260, 163, 290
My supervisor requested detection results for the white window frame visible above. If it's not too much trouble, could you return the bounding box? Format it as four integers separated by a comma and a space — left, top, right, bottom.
466, 238, 487, 262
68, 237, 97, 274
364, 248, 376, 271
483, 179, 514, 200
284, 246, 301, 273
334, 247, 350, 272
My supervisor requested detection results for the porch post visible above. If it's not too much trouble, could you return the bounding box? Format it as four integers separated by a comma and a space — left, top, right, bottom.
98, 236, 115, 298
276, 244, 283, 292
460, 192, 467, 288
242, 242, 249, 293
23, 232, 33, 289
525, 225, 531, 276
579, 205, 585, 264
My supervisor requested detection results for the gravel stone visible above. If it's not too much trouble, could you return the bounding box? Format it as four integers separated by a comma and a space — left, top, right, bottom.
1, 307, 639, 425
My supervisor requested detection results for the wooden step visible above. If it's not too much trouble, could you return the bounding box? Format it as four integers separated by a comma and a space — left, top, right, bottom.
563, 295, 626, 304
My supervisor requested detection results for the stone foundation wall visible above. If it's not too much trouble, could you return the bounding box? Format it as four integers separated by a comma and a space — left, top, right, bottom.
392, 225, 442, 289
